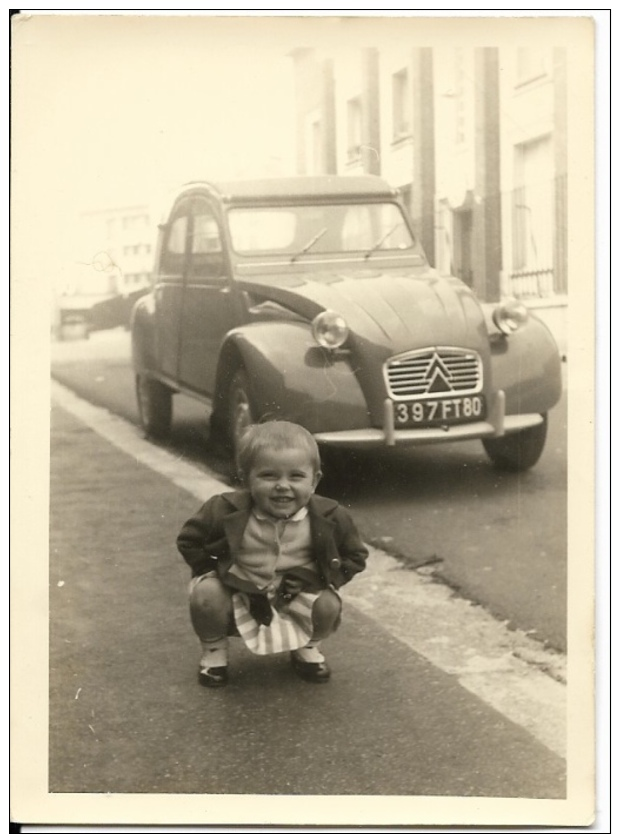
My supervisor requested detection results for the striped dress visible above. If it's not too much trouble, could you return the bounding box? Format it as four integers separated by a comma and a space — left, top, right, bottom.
232, 589, 318, 655
227, 507, 326, 656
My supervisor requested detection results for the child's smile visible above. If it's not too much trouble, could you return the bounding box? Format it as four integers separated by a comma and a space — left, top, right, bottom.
246, 447, 321, 520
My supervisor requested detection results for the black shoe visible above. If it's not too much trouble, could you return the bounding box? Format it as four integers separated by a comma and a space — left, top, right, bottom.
198, 666, 228, 687
290, 651, 331, 683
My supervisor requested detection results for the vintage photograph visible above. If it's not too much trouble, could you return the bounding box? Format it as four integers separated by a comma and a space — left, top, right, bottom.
11, 12, 598, 828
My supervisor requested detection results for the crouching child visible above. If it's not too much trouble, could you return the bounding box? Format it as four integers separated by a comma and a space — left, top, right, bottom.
176, 420, 368, 687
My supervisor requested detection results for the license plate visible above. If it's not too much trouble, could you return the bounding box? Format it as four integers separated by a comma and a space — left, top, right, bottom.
393, 395, 486, 428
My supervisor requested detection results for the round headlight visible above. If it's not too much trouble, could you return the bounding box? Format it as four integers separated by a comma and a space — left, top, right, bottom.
311, 310, 349, 349
492, 298, 529, 335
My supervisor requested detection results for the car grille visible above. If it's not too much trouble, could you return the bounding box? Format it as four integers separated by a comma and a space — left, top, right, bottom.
384, 347, 483, 400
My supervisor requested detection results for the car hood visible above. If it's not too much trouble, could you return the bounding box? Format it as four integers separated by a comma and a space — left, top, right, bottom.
238, 267, 488, 353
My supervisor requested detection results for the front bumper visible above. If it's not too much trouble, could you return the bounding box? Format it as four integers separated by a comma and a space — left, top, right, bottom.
313, 390, 544, 448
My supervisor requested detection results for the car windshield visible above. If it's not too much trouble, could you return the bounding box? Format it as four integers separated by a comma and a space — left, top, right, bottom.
227, 202, 414, 257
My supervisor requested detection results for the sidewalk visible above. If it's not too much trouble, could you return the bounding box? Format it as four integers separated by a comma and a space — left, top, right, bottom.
45, 392, 567, 805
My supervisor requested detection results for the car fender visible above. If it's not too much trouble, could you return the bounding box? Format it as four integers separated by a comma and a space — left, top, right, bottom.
215, 321, 371, 434
130, 292, 157, 373
487, 312, 563, 415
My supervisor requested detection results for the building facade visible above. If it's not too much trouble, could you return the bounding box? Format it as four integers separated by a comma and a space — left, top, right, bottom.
291, 45, 568, 352
77, 205, 157, 297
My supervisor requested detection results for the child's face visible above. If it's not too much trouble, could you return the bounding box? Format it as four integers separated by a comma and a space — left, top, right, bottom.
246, 446, 321, 520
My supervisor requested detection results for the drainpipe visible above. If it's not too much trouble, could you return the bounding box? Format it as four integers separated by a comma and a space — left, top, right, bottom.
553, 47, 568, 295
361, 48, 381, 176
411, 47, 436, 266
322, 58, 337, 174
472, 47, 501, 302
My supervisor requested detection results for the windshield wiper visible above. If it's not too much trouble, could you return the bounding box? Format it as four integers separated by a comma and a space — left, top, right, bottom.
290, 228, 327, 263
363, 223, 402, 259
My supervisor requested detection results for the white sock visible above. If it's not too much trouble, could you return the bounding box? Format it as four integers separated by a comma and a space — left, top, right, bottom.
200, 637, 228, 668
294, 641, 325, 663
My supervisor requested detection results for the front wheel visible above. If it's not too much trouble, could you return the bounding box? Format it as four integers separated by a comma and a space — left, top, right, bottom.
227, 369, 256, 461
136, 374, 172, 439
482, 414, 548, 472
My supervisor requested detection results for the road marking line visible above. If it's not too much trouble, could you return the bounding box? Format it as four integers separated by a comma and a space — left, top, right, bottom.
51, 378, 566, 759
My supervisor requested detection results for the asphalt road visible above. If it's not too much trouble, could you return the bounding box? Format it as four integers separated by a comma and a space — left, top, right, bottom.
51, 328, 567, 651
48, 400, 566, 801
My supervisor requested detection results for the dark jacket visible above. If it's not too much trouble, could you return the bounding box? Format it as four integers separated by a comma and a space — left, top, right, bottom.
176, 491, 368, 592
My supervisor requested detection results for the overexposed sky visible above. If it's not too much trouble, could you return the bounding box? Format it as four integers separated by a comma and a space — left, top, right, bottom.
12, 15, 300, 268
11, 12, 599, 275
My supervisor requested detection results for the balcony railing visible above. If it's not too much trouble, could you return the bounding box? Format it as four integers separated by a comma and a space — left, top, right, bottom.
507, 175, 567, 298
431, 173, 568, 302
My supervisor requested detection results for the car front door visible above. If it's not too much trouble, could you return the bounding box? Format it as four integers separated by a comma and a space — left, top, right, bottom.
177, 196, 237, 395
155, 197, 191, 379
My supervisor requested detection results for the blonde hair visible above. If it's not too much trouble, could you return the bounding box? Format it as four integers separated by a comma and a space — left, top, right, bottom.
236, 421, 321, 481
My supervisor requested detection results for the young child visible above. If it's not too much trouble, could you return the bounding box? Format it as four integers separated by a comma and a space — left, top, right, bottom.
177, 420, 368, 687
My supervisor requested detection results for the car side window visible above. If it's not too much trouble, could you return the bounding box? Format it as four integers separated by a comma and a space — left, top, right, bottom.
188, 200, 225, 279
160, 205, 190, 277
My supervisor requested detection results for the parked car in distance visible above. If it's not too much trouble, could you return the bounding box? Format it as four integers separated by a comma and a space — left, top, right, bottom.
131, 175, 562, 471
55, 257, 148, 340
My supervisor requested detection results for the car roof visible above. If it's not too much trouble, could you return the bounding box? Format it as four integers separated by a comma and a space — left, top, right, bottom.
177, 175, 400, 204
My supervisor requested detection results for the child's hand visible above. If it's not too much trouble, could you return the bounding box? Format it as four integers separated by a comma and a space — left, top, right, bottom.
273, 576, 305, 613
276, 576, 304, 607
281, 576, 305, 597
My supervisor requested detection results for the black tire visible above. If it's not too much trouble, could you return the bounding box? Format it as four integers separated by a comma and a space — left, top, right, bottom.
482, 413, 548, 472
208, 408, 227, 447
227, 369, 256, 461
135, 373, 172, 439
